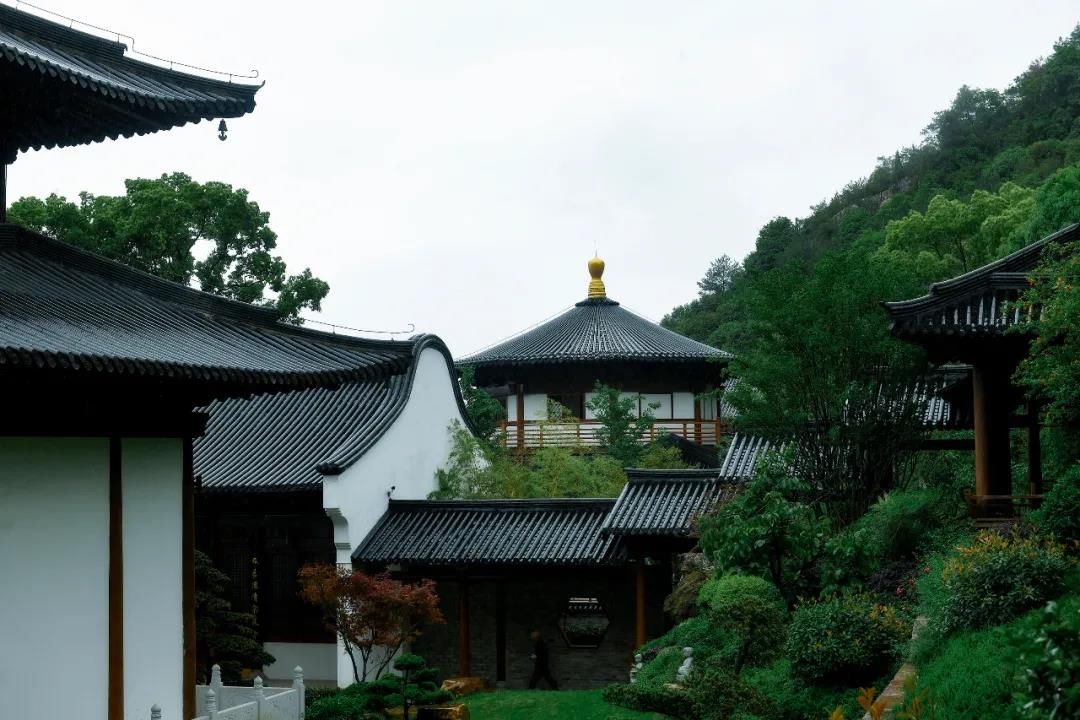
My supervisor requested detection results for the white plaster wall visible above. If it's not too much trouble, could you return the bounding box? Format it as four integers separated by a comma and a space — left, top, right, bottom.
321, 346, 469, 686
673, 392, 695, 419
642, 393, 673, 419
123, 438, 184, 720
0, 438, 110, 720
506, 394, 517, 421
523, 393, 548, 420
263, 642, 337, 685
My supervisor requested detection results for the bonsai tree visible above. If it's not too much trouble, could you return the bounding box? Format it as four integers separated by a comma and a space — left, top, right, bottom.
369, 654, 453, 717
194, 550, 275, 683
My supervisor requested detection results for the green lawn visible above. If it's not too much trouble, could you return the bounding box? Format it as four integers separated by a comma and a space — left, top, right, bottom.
462, 690, 669, 719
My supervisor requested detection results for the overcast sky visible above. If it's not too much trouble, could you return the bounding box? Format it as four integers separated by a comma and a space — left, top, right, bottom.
7, 0, 1079, 356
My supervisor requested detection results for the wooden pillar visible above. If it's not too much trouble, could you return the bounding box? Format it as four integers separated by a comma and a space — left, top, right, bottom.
183, 437, 196, 720
495, 581, 507, 683
972, 364, 1012, 498
634, 559, 646, 650
1028, 401, 1043, 496
108, 438, 124, 720
457, 578, 471, 677
515, 384, 525, 451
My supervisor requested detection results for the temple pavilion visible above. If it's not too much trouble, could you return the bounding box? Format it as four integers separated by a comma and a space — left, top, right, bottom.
885, 223, 1080, 518
458, 258, 732, 451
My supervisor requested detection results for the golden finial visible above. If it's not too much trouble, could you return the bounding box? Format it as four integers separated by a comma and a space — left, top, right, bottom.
587, 257, 606, 298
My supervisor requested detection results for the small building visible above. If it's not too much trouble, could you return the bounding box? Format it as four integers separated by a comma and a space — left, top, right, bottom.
351, 443, 759, 689
193, 336, 473, 687
883, 224, 1079, 515
458, 258, 732, 450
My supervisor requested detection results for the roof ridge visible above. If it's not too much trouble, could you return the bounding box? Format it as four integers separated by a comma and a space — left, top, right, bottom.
0, 224, 419, 353
388, 498, 617, 509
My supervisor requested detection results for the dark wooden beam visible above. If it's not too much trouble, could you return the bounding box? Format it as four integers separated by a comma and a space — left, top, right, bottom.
183, 437, 196, 720
108, 438, 124, 720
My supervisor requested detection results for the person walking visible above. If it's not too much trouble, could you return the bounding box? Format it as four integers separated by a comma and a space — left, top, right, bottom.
528, 630, 559, 689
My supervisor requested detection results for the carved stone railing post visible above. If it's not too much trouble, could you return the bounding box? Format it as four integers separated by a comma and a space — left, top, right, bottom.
293, 666, 306, 720
150, 703, 162, 720
254, 676, 266, 719
206, 688, 218, 720
210, 664, 224, 697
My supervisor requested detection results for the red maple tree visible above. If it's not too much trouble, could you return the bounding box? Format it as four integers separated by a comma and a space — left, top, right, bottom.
298, 564, 443, 683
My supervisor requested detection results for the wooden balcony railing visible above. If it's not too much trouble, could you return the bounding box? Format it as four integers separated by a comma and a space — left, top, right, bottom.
499, 419, 724, 449
963, 493, 1044, 528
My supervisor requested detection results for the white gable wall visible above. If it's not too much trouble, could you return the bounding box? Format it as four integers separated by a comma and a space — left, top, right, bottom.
320, 346, 469, 686
123, 438, 184, 720
0, 438, 110, 720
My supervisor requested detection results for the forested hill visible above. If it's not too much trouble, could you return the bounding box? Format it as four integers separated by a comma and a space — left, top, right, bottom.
664, 25, 1080, 353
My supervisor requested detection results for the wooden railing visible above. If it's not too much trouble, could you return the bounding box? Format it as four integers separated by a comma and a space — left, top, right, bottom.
963, 493, 1044, 528
499, 419, 724, 448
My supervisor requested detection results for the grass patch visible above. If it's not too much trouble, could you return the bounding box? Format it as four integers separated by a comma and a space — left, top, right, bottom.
462, 689, 671, 719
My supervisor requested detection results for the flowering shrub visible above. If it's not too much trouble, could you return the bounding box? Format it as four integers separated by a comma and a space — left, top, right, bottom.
785, 595, 909, 684
934, 532, 1071, 633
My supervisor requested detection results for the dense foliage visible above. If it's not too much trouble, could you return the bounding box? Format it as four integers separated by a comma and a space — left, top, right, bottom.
918, 532, 1072, 636
1015, 600, 1080, 719
784, 595, 909, 685
1030, 463, 1080, 544
193, 550, 274, 684
9, 173, 329, 321
699, 455, 829, 604
698, 575, 788, 672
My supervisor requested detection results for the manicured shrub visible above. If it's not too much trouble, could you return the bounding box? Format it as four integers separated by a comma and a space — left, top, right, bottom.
687, 656, 778, 720
785, 595, 909, 685
306, 682, 384, 720
635, 645, 684, 686
699, 575, 788, 671
743, 659, 869, 720
1030, 464, 1080, 545
927, 531, 1072, 634
1014, 600, 1080, 719
641, 614, 738, 666
601, 681, 695, 718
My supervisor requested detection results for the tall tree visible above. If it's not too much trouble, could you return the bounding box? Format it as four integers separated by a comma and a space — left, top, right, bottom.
8, 173, 328, 322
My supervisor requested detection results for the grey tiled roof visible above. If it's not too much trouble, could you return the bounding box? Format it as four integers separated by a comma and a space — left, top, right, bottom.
602, 469, 740, 537
0, 5, 259, 154
884, 223, 1079, 337
353, 499, 624, 566
458, 297, 731, 367
194, 337, 468, 491
718, 433, 779, 479
0, 224, 416, 389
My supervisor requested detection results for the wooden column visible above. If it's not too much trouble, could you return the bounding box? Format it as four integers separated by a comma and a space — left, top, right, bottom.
495, 581, 507, 683
515, 384, 525, 450
634, 559, 646, 650
108, 437, 124, 720
972, 364, 1012, 498
457, 579, 471, 677
183, 437, 196, 720
1027, 401, 1043, 496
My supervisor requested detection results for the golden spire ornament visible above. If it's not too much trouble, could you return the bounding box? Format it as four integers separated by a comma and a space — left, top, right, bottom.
587, 257, 606, 298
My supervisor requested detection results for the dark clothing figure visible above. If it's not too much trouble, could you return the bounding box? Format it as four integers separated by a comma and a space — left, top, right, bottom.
529, 634, 559, 689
